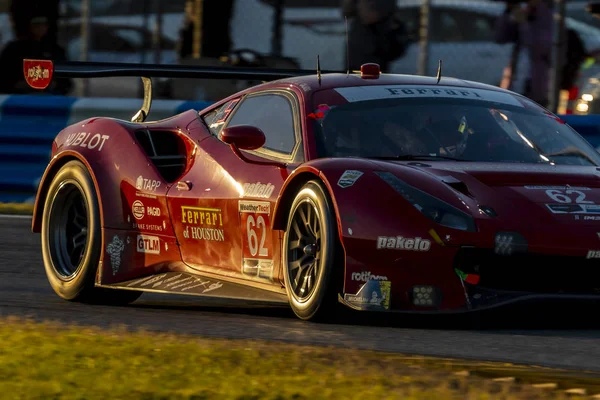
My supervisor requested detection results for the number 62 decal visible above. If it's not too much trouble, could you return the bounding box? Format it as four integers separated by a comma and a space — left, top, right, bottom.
545, 189, 594, 204
240, 201, 273, 260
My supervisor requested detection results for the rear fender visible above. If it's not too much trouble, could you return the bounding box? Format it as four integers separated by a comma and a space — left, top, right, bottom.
31, 117, 187, 284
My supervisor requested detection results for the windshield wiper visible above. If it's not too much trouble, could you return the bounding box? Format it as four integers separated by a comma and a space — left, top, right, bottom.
366, 155, 470, 162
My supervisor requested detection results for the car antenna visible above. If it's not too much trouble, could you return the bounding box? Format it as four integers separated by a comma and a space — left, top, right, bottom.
436, 60, 442, 84
317, 54, 322, 85
345, 16, 350, 76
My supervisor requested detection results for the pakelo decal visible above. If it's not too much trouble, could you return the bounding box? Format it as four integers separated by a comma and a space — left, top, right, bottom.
242, 182, 275, 199
337, 170, 363, 188
377, 236, 431, 251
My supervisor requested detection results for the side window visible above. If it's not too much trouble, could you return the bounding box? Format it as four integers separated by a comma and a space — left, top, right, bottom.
202, 98, 241, 136
226, 93, 296, 155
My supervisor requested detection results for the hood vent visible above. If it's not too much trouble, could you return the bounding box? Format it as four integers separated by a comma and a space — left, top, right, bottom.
439, 175, 472, 197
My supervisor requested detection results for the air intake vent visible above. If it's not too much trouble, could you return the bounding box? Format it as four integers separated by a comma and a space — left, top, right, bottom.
135, 130, 187, 182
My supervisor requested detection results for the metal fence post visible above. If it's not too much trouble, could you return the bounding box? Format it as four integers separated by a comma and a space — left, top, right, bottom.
193, 0, 203, 58
417, 0, 431, 76
78, 0, 90, 97
154, 0, 164, 64
271, 0, 284, 57
548, 0, 566, 113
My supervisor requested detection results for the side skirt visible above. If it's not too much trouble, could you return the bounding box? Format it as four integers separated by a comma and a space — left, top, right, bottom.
96, 271, 290, 304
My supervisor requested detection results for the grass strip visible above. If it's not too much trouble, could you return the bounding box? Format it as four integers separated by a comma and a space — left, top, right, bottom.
0, 316, 594, 400
0, 202, 33, 215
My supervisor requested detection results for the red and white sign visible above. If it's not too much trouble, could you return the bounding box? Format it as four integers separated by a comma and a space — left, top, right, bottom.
23, 59, 54, 89
136, 235, 160, 255
132, 200, 145, 220
239, 201, 272, 260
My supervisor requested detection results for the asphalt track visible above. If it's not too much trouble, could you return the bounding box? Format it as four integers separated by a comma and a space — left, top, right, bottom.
3, 215, 600, 373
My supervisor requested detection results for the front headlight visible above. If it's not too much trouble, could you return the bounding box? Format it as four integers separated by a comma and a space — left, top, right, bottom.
376, 171, 477, 232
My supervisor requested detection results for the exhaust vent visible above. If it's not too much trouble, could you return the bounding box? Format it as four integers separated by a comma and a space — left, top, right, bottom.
135, 130, 187, 182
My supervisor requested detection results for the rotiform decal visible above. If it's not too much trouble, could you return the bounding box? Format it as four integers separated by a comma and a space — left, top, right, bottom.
377, 236, 431, 251
351, 271, 388, 282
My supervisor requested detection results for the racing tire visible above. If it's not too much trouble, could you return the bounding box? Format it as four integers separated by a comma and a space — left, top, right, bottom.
41, 160, 142, 305
282, 180, 342, 321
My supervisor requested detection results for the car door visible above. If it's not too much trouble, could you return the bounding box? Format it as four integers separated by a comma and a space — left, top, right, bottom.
220, 90, 303, 285
166, 89, 303, 286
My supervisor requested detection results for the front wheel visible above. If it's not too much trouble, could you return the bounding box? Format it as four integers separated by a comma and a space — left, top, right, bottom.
41, 160, 141, 305
282, 180, 341, 321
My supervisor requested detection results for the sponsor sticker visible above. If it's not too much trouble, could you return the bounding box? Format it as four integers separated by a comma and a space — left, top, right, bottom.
334, 85, 523, 107
377, 236, 431, 251
524, 185, 590, 190
136, 234, 160, 255
587, 250, 600, 259
132, 200, 145, 220
338, 170, 363, 188
136, 175, 161, 192
546, 204, 600, 214
64, 132, 110, 151
351, 271, 388, 282
239, 200, 274, 280
242, 182, 275, 198
106, 235, 125, 276
181, 206, 225, 242
344, 279, 391, 310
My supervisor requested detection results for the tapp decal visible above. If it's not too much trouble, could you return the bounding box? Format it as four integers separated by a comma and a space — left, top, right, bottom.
136, 175, 161, 192
136, 235, 160, 255
242, 182, 275, 199
106, 235, 125, 275
64, 132, 110, 151
377, 236, 431, 251
181, 206, 225, 242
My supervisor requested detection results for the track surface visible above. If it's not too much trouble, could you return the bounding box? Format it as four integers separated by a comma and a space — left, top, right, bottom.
3, 216, 600, 372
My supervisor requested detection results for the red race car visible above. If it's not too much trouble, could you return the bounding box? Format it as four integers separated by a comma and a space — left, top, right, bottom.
24, 59, 600, 321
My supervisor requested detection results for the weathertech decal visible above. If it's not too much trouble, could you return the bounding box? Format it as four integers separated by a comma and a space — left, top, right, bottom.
377, 236, 431, 251
334, 85, 523, 106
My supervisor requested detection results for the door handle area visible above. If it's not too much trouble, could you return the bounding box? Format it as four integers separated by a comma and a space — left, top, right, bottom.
177, 181, 192, 191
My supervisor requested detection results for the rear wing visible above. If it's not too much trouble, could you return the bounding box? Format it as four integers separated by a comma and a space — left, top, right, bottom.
23, 59, 337, 123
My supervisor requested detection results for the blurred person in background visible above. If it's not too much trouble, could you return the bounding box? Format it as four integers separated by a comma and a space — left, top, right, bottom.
0, 3, 71, 95
177, 0, 235, 61
341, 0, 411, 72
494, 0, 554, 107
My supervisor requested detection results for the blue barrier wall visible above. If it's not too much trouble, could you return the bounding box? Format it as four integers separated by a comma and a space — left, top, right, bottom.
1, 95, 599, 204
0, 95, 212, 203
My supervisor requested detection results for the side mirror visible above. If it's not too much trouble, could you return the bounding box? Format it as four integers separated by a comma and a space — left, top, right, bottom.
218, 124, 286, 168
219, 125, 265, 150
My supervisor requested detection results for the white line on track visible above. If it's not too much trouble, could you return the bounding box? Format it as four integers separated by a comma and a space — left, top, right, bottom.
0, 214, 32, 219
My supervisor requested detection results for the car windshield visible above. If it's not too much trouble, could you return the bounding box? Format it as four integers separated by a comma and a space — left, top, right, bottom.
311, 86, 600, 166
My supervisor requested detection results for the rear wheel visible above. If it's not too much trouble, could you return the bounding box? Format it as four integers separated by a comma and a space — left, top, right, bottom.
282, 180, 341, 321
41, 160, 141, 305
